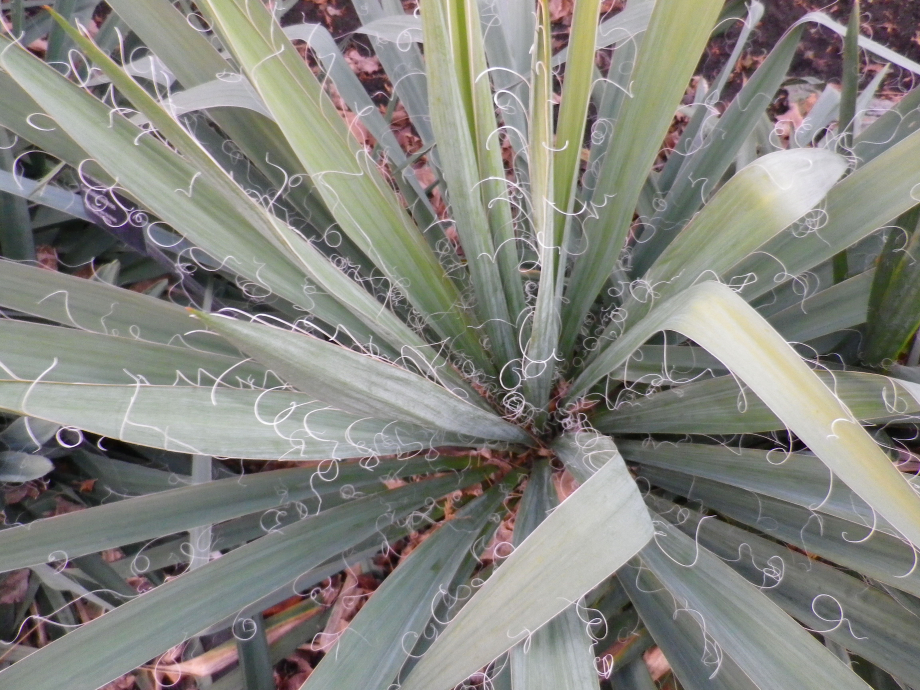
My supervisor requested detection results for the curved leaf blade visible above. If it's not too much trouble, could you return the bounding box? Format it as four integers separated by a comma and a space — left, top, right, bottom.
560, 0, 724, 357
302, 480, 510, 690
0, 458, 485, 574
509, 459, 600, 690
400, 434, 652, 690
196, 0, 492, 373
633, 518, 870, 690
0, 474, 469, 690
569, 281, 920, 550
196, 312, 529, 443
0, 381, 472, 459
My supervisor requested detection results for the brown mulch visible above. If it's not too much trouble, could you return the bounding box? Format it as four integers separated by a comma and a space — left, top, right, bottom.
702, 0, 920, 101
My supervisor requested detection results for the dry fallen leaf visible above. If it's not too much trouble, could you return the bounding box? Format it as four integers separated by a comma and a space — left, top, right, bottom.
3, 483, 41, 505
644, 645, 672, 681
550, 0, 575, 23
345, 47, 381, 76
36, 245, 58, 272
52, 497, 84, 516
0, 570, 30, 605
553, 468, 579, 501
311, 568, 364, 651
77, 479, 97, 493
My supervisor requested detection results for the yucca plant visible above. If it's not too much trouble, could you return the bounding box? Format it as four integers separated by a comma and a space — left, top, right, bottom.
2, 0, 920, 688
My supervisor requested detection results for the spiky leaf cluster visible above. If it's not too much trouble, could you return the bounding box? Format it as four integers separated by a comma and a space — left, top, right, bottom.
1, 1, 920, 689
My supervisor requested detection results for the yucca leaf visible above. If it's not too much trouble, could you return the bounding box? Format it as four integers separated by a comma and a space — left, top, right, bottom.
551, 1, 655, 67
650, 495, 920, 686
553, 0, 602, 238
0, 415, 59, 453
31, 562, 113, 612
619, 565, 760, 690
611, 659, 658, 690
645, 470, 920, 599
510, 603, 600, 690
0, 320, 270, 386
867, 208, 920, 319
128, 78, 272, 122
617, 148, 846, 334
47, 14, 484, 403
0, 451, 53, 483
589, 601, 650, 680
8, 0, 24, 35
419, 0, 518, 370
560, 0, 724, 357
399, 435, 652, 690
638, 515, 870, 689
14, 0, 90, 47
569, 281, 920, 549
850, 65, 890, 137
105, 0, 339, 234
838, 0, 862, 151
521, 0, 560, 416
0, 68, 93, 179
830, 0, 863, 280
852, 84, 920, 165
0, 129, 34, 262
302, 478, 513, 690
104, 0, 227, 88
196, 0, 493, 373
204, 602, 326, 690
663, 0, 765, 191
731, 128, 920, 304
0, 168, 87, 220
69, 450, 175, 495
0, 474, 471, 690
635, 10, 920, 275
353, 0, 434, 148
0, 189, 33, 263
630, 22, 806, 273
281, 23, 436, 223
477, 0, 535, 150
711, 2, 765, 99
355, 14, 422, 43
43, 0, 75, 66
509, 459, 599, 690
607, 345, 726, 383
196, 312, 529, 443
462, 0, 528, 337
3, 0, 920, 686
0, 260, 234, 354
657, 78, 711, 193
594, 369, 920, 434
0, 380, 473, 459
618, 440, 909, 531
107, 517, 389, 587
643, 148, 845, 294
803, 11, 920, 75
0, 38, 378, 343
580, 37, 639, 208
766, 268, 873, 344
0, 457, 484, 574
235, 613, 274, 690
793, 84, 842, 148
863, 211, 920, 365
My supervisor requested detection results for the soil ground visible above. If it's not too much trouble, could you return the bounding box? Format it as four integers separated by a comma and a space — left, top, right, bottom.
704, 0, 920, 98
287, 0, 920, 102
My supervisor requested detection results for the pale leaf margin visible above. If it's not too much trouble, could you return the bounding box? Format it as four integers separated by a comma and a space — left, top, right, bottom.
566, 280, 920, 549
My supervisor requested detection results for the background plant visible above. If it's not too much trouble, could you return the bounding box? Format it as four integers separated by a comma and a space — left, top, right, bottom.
0, 0, 920, 689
